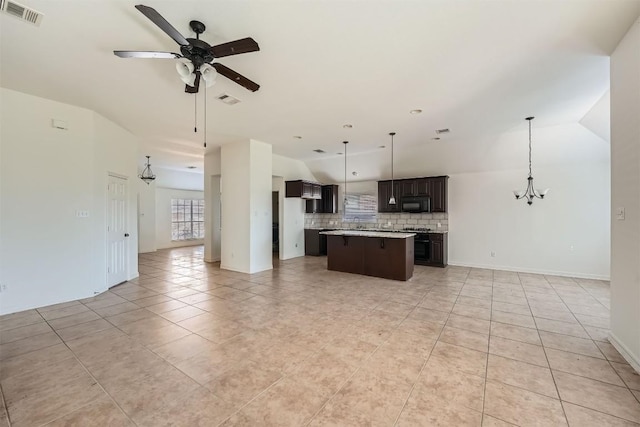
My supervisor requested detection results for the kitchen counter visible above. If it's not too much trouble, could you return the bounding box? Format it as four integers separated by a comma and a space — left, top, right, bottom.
308, 227, 448, 234
320, 230, 416, 239
322, 231, 414, 281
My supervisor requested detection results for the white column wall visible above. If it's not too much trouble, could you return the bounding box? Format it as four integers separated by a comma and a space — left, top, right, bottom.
249, 140, 273, 272
610, 17, 640, 371
220, 141, 252, 272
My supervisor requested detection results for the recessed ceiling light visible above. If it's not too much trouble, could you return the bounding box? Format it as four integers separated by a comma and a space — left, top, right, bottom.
435, 128, 450, 134
186, 166, 197, 169
293, 135, 302, 139
337, 152, 343, 155
432, 137, 441, 141
352, 171, 358, 176
343, 124, 353, 129
313, 149, 326, 153
410, 109, 422, 114
379, 145, 386, 148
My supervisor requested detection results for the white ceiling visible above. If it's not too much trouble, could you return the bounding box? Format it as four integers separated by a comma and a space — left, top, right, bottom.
2, 0, 638, 180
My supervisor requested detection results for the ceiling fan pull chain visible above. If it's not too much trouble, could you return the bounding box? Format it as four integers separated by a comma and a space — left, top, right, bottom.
194, 92, 197, 133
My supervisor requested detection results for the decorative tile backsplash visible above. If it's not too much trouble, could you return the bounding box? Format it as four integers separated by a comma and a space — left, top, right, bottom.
304, 212, 448, 231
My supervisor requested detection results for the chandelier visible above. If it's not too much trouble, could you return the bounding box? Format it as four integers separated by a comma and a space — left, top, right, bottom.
513, 117, 548, 205
139, 155, 156, 185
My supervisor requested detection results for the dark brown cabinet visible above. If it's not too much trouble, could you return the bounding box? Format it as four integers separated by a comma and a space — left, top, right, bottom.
305, 229, 329, 256
378, 181, 401, 213
377, 176, 448, 212
286, 180, 322, 199
429, 177, 448, 213
428, 233, 447, 267
305, 185, 338, 214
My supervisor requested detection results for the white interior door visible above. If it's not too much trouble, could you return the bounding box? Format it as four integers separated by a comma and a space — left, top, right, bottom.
107, 175, 128, 287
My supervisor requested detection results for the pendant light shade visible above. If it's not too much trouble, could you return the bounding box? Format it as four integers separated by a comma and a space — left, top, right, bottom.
389, 132, 396, 205
139, 155, 156, 185
513, 117, 548, 205
343, 141, 348, 209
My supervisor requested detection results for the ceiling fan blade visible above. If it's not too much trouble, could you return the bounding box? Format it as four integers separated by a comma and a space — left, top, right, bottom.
135, 4, 189, 46
210, 37, 260, 58
114, 51, 181, 59
185, 72, 201, 94
212, 63, 260, 92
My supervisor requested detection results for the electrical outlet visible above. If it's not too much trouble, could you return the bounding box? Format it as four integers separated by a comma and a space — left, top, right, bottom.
490, 251, 496, 257
0, 284, 7, 292
75, 210, 90, 218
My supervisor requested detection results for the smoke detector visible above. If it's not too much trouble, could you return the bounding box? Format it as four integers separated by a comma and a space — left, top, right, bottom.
215, 93, 241, 105
1, 0, 43, 26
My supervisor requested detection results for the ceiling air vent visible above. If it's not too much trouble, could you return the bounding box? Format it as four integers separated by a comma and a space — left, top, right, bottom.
313, 149, 326, 153
215, 93, 241, 105
1, 0, 43, 26
435, 128, 450, 135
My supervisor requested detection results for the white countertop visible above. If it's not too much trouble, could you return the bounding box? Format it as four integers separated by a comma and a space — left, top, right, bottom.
320, 230, 416, 239
309, 227, 448, 234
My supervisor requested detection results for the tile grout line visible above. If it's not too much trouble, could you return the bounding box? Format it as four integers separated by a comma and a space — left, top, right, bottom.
0, 381, 12, 427
392, 268, 472, 426
36, 317, 138, 427
479, 270, 495, 420
522, 274, 571, 426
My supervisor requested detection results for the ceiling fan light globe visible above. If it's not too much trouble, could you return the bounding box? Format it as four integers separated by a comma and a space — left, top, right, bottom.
180, 73, 196, 86
538, 188, 550, 196
201, 64, 218, 87
389, 196, 396, 205
175, 58, 194, 78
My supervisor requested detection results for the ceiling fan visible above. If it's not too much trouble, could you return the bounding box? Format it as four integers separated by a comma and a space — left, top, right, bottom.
114, 4, 260, 93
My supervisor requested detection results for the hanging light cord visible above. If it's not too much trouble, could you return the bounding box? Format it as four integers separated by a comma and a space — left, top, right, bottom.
194, 92, 197, 133
343, 141, 348, 207
390, 132, 395, 200
528, 118, 532, 177
204, 85, 207, 148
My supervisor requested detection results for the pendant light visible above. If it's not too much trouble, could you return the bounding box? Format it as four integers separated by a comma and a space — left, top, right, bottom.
343, 141, 349, 209
513, 117, 549, 205
139, 156, 156, 184
389, 132, 397, 205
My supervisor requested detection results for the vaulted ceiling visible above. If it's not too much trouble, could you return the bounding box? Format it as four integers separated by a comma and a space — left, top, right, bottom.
2, 0, 638, 181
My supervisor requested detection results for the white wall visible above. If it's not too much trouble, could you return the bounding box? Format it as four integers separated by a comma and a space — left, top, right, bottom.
448, 163, 610, 279
610, 18, 640, 371
155, 188, 205, 249
0, 89, 138, 315
137, 179, 156, 253
152, 167, 204, 191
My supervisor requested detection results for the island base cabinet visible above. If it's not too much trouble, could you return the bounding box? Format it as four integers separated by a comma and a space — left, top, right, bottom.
326, 235, 414, 281
326, 235, 365, 274
363, 236, 414, 281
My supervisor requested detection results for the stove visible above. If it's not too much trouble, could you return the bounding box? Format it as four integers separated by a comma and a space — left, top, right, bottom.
403, 227, 432, 233
403, 228, 432, 265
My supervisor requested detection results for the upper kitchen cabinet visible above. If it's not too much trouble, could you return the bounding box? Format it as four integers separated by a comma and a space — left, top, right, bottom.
322, 185, 339, 214
305, 185, 339, 213
429, 176, 448, 212
378, 180, 402, 213
378, 176, 448, 212
286, 180, 322, 199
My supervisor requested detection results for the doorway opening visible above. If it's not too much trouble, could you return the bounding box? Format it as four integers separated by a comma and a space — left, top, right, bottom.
272, 191, 279, 254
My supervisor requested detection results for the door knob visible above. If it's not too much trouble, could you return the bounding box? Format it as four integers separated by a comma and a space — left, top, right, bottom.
124, 233, 130, 237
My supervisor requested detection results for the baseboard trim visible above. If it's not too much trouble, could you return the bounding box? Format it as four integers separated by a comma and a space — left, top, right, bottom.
608, 332, 640, 373
447, 261, 610, 281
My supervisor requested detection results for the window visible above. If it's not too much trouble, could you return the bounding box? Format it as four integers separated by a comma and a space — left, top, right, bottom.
343, 193, 377, 222
171, 199, 204, 240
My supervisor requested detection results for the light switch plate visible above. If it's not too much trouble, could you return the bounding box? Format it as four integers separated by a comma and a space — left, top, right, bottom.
616, 207, 625, 220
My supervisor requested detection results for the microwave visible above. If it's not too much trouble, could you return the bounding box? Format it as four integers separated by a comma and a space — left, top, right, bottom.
401, 196, 431, 213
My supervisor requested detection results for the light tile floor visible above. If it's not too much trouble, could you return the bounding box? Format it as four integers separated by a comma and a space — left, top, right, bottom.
1, 246, 639, 426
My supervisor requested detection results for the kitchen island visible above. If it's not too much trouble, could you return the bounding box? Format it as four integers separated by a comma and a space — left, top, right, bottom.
320, 230, 415, 281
